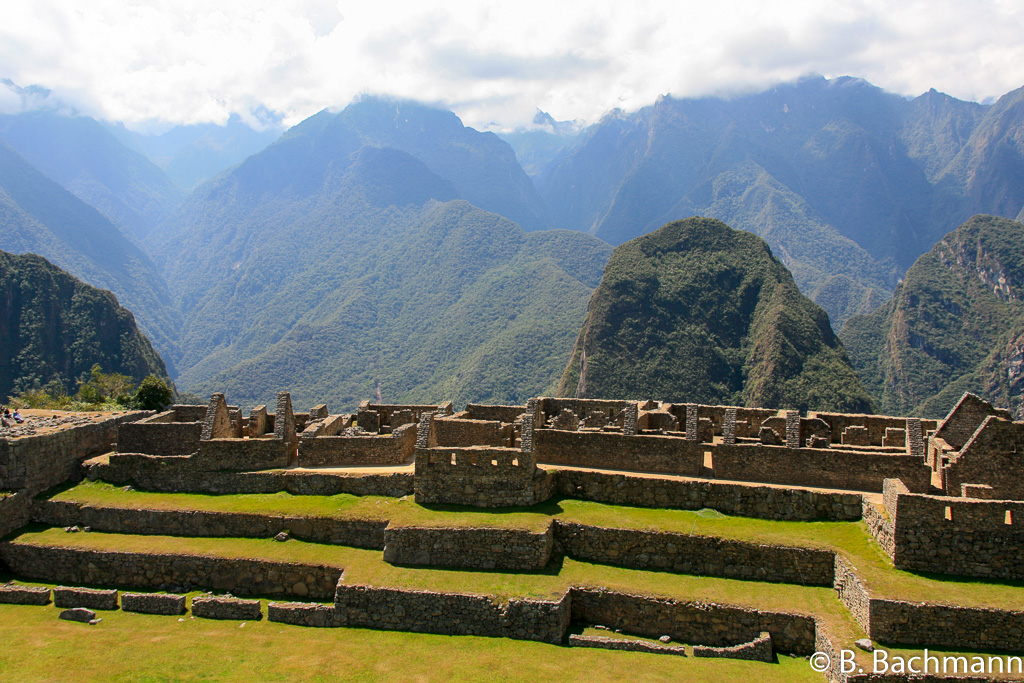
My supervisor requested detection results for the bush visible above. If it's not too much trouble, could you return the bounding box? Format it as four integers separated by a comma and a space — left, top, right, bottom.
134, 376, 174, 411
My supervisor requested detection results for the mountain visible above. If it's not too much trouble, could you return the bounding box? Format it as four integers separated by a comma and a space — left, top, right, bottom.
0, 110, 184, 238
497, 110, 583, 179
0, 250, 168, 400
558, 217, 874, 413
537, 77, 1024, 329
840, 214, 1024, 419
0, 141, 182, 371
108, 113, 283, 191
151, 101, 608, 409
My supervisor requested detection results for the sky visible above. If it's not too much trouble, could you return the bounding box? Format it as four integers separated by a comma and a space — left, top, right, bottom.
2, 0, 1024, 132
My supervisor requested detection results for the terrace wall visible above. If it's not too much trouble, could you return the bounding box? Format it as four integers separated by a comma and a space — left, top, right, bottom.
382, 525, 554, 571
414, 446, 556, 508
31, 499, 389, 549
86, 454, 414, 497
553, 522, 835, 585
555, 468, 864, 521
0, 543, 341, 599
534, 429, 703, 475
569, 588, 817, 655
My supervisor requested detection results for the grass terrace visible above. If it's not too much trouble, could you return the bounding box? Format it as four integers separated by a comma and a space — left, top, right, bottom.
45, 480, 1024, 611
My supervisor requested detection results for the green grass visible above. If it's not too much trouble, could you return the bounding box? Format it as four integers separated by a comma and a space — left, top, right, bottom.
0, 602, 824, 682
46, 481, 1024, 610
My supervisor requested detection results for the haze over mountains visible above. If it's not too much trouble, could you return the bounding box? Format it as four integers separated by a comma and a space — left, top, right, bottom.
2, 76, 1024, 413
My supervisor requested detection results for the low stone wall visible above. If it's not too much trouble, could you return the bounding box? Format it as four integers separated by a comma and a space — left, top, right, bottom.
555, 468, 864, 521
568, 633, 688, 656
87, 454, 414, 498
569, 588, 817, 655
463, 404, 526, 423
333, 583, 570, 644
0, 543, 341, 600
692, 631, 772, 661
192, 596, 262, 620
535, 429, 703, 475
0, 491, 33, 537
121, 592, 186, 615
833, 556, 872, 633
297, 423, 417, 468
553, 522, 835, 585
861, 501, 894, 558
0, 584, 50, 604
382, 525, 553, 571
53, 586, 118, 610
267, 601, 340, 627
193, 438, 291, 471
0, 412, 148, 492
32, 499, 388, 549
116, 420, 202, 456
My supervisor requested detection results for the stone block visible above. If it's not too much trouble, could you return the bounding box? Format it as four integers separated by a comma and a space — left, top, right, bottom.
53, 586, 118, 611
192, 596, 262, 621
121, 592, 186, 615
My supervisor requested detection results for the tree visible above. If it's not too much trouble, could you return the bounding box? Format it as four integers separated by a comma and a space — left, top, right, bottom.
134, 376, 174, 411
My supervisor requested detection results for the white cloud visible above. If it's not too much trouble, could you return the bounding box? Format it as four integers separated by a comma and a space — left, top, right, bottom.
1, 0, 1023, 131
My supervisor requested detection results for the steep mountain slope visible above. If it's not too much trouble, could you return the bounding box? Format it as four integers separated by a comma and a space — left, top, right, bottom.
558, 217, 873, 412
0, 141, 181, 371
152, 103, 608, 409
840, 214, 1024, 419
0, 110, 184, 238
0, 250, 168, 400
538, 77, 1012, 328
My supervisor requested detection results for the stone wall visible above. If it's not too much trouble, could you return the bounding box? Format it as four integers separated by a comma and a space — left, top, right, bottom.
553, 522, 835, 585
0, 543, 341, 600
192, 596, 262, 620
193, 438, 291, 472
692, 631, 772, 661
0, 491, 33, 537
333, 582, 570, 644
534, 429, 704, 475
880, 478, 1024, 580
296, 423, 416, 468
568, 633, 688, 656
944, 417, 1024, 500
0, 412, 148, 492
87, 454, 414, 497
0, 584, 50, 604
463, 404, 526, 423
811, 412, 937, 448
432, 416, 512, 448
568, 588, 817, 655
555, 468, 864, 521
934, 393, 1011, 451
382, 525, 553, 571
711, 443, 932, 493
861, 501, 894, 558
53, 586, 118, 610
833, 556, 872, 633
121, 592, 186, 615
116, 412, 203, 456
869, 599, 1024, 652
414, 446, 556, 508
31, 499, 389, 549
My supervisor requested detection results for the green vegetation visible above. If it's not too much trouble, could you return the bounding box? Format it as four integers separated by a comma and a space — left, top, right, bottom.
0, 250, 171, 404
0, 602, 823, 683
47, 481, 1024, 611
841, 215, 1024, 418
557, 217, 874, 412
8, 365, 174, 412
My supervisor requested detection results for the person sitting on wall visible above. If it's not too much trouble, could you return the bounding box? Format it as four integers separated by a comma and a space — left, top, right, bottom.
11, 409, 23, 424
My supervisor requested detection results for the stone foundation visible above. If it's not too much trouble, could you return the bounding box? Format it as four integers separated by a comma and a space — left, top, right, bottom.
192, 596, 262, 620
0, 584, 50, 605
121, 592, 186, 615
567, 633, 688, 656
53, 586, 119, 610
692, 630, 773, 661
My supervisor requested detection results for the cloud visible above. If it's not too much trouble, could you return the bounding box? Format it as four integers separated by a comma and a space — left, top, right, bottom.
0, 0, 1023, 131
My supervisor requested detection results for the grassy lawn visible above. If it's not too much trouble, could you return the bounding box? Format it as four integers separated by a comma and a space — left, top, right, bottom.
46, 481, 1024, 610
0, 602, 826, 683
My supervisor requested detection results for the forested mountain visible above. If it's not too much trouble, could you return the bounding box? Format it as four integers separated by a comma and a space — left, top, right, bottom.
536, 77, 1024, 329
152, 101, 608, 409
0, 110, 184, 238
0, 250, 168, 400
558, 217, 873, 413
840, 215, 1024, 419
108, 113, 283, 191
0, 141, 181, 371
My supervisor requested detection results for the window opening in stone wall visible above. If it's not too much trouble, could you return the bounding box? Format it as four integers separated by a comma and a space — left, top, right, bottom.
450, 453, 457, 466
944, 506, 952, 521
512, 458, 519, 467
703, 451, 713, 469
1006, 510, 1014, 525
491, 458, 498, 466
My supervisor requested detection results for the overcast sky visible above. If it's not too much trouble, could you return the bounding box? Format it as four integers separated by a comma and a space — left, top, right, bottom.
2, 0, 1024, 132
